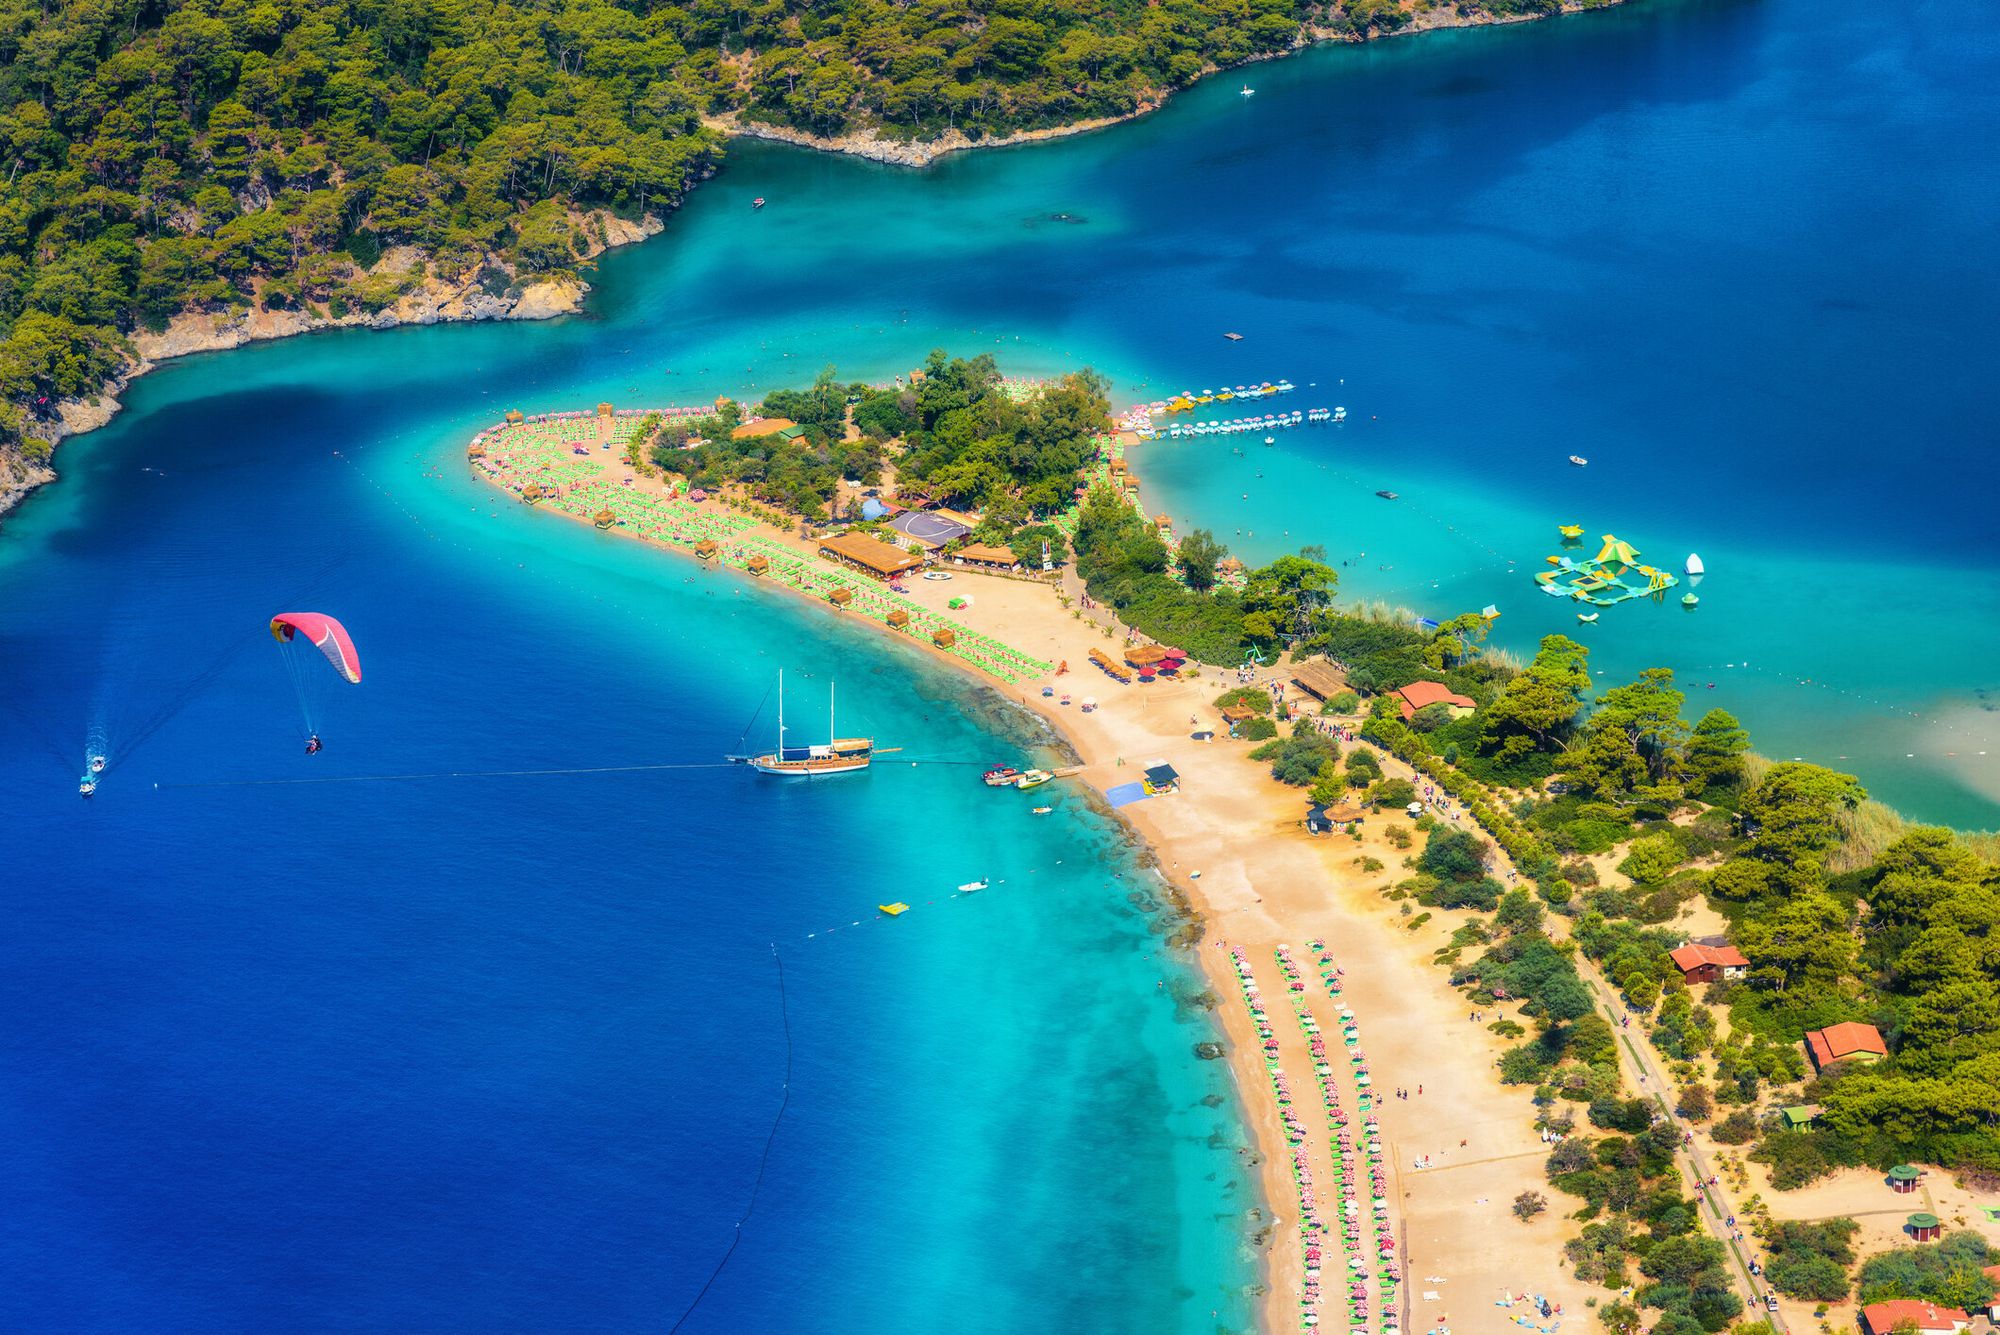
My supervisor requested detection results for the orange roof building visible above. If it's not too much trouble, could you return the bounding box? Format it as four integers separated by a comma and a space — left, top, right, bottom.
1392, 681, 1476, 721
1860, 1301, 1969, 1335
1805, 1021, 1888, 1071
1669, 943, 1749, 984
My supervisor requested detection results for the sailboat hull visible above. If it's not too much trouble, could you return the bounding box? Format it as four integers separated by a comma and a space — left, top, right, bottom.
748, 755, 871, 776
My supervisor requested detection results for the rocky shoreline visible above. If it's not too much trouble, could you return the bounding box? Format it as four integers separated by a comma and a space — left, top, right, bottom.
0, 210, 659, 526
705, 0, 1624, 168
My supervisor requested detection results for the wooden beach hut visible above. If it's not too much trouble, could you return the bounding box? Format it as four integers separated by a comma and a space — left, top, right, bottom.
593, 508, 616, 529
467, 442, 487, 460
829, 587, 854, 608
1289, 658, 1347, 704
694, 539, 719, 560
1889, 1164, 1921, 1194
1907, 1213, 1943, 1242
886, 609, 910, 629
521, 481, 544, 504
1124, 644, 1171, 669
819, 531, 924, 580
1220, 703, 1257, 737
745, 554, 769, 575
953, 542, 1020, 570
505, 409, 525, 424
932, 628, 956, 648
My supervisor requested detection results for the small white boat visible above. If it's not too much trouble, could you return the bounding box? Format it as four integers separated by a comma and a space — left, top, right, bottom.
89, 754, 106, 774
1032, 806, 1052, 815
958, 879, 990, 893
1264, 435, 1275, 445
1568, 455, 1589, 467
79, 779, 96, 797
1015, 769, 1054, 790
1685, 553, 1704, 576
1240, 85, 1255, 97
1577, 612, 1600, 623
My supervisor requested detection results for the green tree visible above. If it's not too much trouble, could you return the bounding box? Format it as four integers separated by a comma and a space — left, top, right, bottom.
1176, 528, 1226, 592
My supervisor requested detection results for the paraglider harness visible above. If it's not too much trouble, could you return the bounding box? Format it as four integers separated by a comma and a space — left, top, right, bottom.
305, 735, 323, 755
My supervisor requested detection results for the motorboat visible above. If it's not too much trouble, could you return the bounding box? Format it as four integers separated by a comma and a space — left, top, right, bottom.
79, 779, 95, 797
983, 765, 1022, 787
753, 197, 766, 209
1240, 85, 1255, 97
1032, 806, 1052, 815
1685, 553, 1705, 575
89, 754, 106, 774
1375, 490, 1398, 500
1569, 455, 1588, 466
1014, 769, 1055, 790
958, 879, 990, 893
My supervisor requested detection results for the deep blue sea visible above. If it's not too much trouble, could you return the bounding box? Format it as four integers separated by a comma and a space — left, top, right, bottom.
3, 0, 1997, 1327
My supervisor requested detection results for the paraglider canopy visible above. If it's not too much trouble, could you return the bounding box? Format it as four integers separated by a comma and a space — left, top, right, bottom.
269, 613, 362, 684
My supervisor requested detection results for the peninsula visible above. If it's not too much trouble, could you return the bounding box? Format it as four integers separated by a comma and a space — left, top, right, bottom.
474, 356, 2000, 1334
1, 0, 1629, 520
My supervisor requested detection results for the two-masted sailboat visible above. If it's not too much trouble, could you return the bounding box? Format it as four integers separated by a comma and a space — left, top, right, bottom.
734, 670, 882, 777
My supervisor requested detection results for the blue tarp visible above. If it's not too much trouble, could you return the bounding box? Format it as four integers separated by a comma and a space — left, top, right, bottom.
1105, 781, 1150, 809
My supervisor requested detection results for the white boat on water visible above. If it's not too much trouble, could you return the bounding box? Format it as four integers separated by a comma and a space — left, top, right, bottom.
1685, 553, 1705, 576
1569, 455, 1589, 467
739, 671, 878, 777
958, 879, 990, 893
1240, 85, 1255, 97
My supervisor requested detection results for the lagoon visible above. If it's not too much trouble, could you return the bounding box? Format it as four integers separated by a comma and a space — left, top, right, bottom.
2, 0, 1997, 1326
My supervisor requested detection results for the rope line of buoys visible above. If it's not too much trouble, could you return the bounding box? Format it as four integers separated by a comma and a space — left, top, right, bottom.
666, 943, 795, 1334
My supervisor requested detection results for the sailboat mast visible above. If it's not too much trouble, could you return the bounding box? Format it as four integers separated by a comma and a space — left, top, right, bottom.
777, 669, 784, 753
830, 680, 836, 748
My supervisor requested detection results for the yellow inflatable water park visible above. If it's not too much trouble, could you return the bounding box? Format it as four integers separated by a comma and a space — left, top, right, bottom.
1534, 533, 1679, 607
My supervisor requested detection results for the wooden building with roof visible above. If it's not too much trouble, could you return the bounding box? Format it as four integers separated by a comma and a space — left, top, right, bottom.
1804, 1021, 1887, 1072
819, 531, 924, 580
953, 542, 1022, 569
1290, 659, 1348, 703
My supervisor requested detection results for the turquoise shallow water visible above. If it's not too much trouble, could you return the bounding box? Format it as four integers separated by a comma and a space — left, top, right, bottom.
2, 0, 1997, 1326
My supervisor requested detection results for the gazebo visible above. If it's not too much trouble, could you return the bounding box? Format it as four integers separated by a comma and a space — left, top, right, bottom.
593, 508, 616, 529
746, 554, 769, 575
1125, 644, 1171, 669
933, 628, 956, 648
1907, 1213, 1942, 1242
887, 608, 910, 629
829, 587, 854, 607
505, 409, 524, 424
521, 481, 543, 503
467, 442, 486, 459
1888, 1165, 1921, 1194
694, 539, 719, 560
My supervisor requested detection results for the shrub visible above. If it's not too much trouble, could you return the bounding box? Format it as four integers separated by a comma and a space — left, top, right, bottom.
1239, 716, 1277, 741
1513, 1190, 1549, 1221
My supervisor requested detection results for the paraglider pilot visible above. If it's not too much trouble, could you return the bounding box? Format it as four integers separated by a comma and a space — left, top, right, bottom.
305, 734, 323, 755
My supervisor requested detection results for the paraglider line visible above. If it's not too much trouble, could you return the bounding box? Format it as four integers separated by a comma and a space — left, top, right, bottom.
156, 761, 745, 789
666, 943, 794, 1334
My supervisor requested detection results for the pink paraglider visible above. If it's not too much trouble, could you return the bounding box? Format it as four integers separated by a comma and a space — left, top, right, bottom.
268, 613, 362, 684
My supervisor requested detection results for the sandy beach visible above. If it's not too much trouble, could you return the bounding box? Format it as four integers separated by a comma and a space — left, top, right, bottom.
475, 419, 1593, 1334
